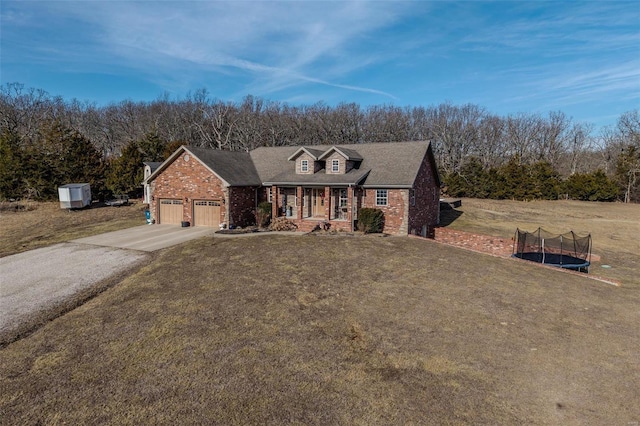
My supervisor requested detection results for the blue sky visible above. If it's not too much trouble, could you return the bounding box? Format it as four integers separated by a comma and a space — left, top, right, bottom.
1, 1, 639, 129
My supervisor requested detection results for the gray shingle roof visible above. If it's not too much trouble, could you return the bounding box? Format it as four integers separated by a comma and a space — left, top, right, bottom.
264, 168, 370, 186
143, 162, 163, 173
188, 147, 262, 186
318, 146, 363, 161
252, 141, 434, 187
149, 141, 437, 188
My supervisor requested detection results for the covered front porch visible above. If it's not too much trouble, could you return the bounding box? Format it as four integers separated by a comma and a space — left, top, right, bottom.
271, 185, 361, 232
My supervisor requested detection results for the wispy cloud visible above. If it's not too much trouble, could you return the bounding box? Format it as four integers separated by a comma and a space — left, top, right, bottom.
1, 1, 638, 127
459, 1, 640, 56
19, 1, 408, 99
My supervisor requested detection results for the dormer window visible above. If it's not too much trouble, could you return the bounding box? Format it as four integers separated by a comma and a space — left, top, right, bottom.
301, 160, 309, 172
318, 146, 361, 175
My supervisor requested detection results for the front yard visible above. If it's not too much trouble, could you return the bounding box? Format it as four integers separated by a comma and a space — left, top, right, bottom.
1, 235, 638, 424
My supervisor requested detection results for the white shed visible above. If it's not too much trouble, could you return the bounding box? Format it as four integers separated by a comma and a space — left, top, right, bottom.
58, 183, 91, 209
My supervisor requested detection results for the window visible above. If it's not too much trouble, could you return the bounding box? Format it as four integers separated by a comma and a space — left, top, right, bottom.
339, 189, 348, 208
195, 200, 220, 206
332, 188, 349, 220
301, 160, 309, 172
267, 187, 273, 202
375, 189, 388, 206
332, 159, 340, 172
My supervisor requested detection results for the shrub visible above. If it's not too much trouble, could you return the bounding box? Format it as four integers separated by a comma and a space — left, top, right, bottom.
357, 208, 384, 233
0, 130, 25, 200
530, 161, 562, 200
269, 217, 298, 231
256, 202, 272, 228
565, 170, 619, 201
444, 157, 563, 201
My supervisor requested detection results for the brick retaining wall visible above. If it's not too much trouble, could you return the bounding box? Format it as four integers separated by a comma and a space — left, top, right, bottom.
433, 227, 514, 258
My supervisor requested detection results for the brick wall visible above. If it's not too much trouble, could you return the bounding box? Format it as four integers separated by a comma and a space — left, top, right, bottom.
408, 152, 440, 237
433, 227, 513, 257
266, 181, 437, 235
361, 188, 408, 235
150, 151, 226, 225
228, 186, 258, 228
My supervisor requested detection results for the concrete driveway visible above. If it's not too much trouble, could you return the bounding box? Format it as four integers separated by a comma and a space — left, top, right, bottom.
1, 224, 216, 340
72, 224, 216, 251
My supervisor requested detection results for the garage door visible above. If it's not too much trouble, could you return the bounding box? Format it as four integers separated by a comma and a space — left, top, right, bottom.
193, 200, 221, 227
159, 199, 183, 225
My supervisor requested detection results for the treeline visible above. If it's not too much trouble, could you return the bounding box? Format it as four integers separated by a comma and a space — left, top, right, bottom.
446, 157, 620, 202
0, 82, 638, 202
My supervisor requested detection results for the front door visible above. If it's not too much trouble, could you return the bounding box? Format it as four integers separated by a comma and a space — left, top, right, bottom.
312, 188, 324, 217
304, 188, 325, 218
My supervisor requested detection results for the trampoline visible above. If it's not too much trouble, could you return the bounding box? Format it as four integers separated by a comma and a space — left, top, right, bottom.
512, 227, 592, 273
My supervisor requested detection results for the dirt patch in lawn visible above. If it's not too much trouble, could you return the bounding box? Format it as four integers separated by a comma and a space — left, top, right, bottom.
0, 201, 148, 257
439, 198, 640, 287
1, 236, 638, 424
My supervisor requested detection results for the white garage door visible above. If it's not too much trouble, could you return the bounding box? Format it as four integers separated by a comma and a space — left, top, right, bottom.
159, 199, 183, 225
193, 200, 221, 227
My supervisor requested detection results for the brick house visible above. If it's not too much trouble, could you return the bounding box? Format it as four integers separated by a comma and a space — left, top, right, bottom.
144, 141, 441, 236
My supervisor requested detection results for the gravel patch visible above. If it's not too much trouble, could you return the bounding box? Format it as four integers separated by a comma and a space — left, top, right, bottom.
0, 243, 148, 337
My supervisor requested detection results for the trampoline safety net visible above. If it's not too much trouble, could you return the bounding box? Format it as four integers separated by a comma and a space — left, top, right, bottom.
512, 227, 592, 272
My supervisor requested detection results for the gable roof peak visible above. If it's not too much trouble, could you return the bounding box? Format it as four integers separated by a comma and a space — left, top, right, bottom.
146, 145, 261, 187
287, 146, 325, 161
318, 146, 363, 161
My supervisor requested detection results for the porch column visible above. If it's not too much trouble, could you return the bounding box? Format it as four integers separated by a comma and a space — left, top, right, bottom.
296, 186, 303, 220
347, 186, 354, 232
271, 185, 278, 219
224, 187, 230, 226
324, 186, 331, 220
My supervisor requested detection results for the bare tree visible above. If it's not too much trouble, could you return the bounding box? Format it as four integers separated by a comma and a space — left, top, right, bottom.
5, 82, 639, 201
195, 100, 237, 150
534, 111, 572, 169
615, 110, 640, 202
427, 103, 486, 175
0, 83, 54, 144
565, 122, 594, 175
475, 114, 506, 168
504, 113, 544, 164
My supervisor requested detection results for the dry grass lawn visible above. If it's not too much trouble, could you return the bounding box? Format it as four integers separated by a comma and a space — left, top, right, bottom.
441, 198, 640, 287
0, 201, 147, 257
1, 233, 639, 424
